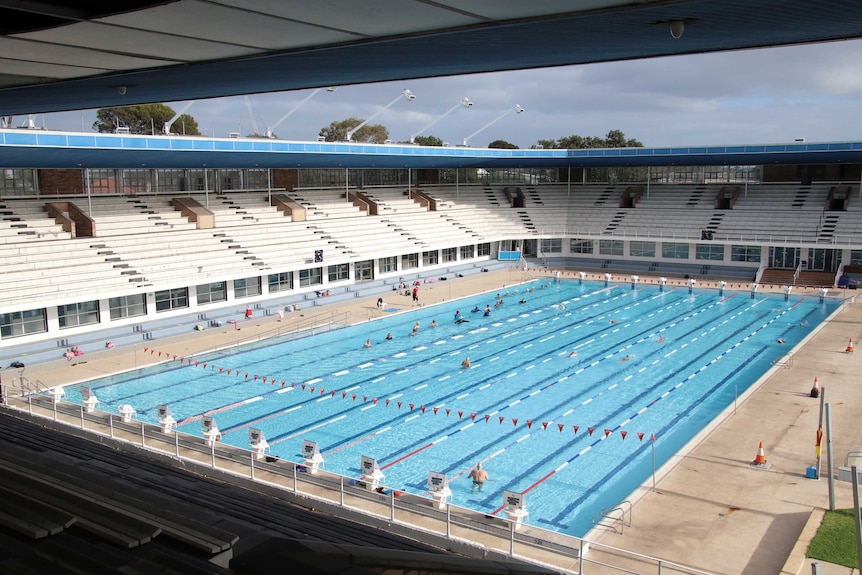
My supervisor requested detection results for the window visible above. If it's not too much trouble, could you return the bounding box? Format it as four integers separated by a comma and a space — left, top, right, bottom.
0, 168, 38, 195
423, 250, 438, 266
196, 282, 227, 305
246, 169, 269, 189
629, 241, 656, 258
234, 277, 261, 298
460, 245, 475, 260
109, 294, 146, 320
268, 272, 293, 293
355, 260, 374, 281
88, 169, 117, 194
540, 239, 562, 253
155, 288, 189, 312
121, 169, 151, 195
299, 267, 322, 287
696, 244, 725, 261
58, 300, 100, 329
401, 253, 419, 270
662, 242, 690, 259
378, 256, 397, 274
220, 169, 242, 190
599, 240, 624, 256
0, 308, 47, 339
442, 247, 457, 262
153, 169, 185, 193
328, 263, 349, 282
570, 239, 594, 254
477, 243, 491, 256
732, 245, 761, 263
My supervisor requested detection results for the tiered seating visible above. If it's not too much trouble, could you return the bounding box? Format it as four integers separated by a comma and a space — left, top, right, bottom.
81, 196, 197, 236
186, 191, 288, 227
0, 198, 71, 242
289, 189, 366, 220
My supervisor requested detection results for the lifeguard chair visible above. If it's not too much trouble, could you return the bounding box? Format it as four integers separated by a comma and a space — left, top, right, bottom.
503, 490, 529, 530
427, 471, 452, 509
157, 404, 176, 433
249, 428, 269, 460
302, 440, 324, 473
359, 455, 384, 491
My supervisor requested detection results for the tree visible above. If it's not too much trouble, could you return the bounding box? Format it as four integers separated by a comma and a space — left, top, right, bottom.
318, 118, 389, 143
539, 130, 643, 150
533, 139, 558, 150
488, 139, 518, 149
413, 135, 444, 146
92, 104, 201, 135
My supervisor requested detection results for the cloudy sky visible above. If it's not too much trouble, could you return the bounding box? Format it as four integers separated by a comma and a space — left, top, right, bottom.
34, 38, 862, 150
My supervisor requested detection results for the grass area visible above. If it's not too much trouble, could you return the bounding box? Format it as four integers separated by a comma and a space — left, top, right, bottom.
807, 509, 860, 568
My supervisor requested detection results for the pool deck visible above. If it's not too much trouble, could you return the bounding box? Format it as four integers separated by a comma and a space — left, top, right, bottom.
8, 269, 862, 575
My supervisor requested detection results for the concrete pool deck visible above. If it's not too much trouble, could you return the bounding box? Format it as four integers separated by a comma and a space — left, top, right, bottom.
6, 269, 862, 575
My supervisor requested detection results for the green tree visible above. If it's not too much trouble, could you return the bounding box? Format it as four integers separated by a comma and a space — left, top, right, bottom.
550, 130, 643, 150
488, 139, 518, 149
319, 118, 389, 143
93, 104, 200, 135
413, 135, 444, 146
534, 139, 558, 149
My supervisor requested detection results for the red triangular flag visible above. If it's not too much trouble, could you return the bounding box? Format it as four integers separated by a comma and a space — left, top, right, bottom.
499, 416, 505, 424
604, 429, 612, 438
527, 420, 533, 429
637, 432, 644, 441
573, 425, 579, 434
432, 407, 438, 414
651, 433, 657, 442
620, 431, 627, 440
409, 403, 415, 411
542, 422, 549, 430
484, 414, 491, 423
588, 427, 595, 436
512, 418, 518, 427
421, 405, 427, 413
558, 423, 564, 432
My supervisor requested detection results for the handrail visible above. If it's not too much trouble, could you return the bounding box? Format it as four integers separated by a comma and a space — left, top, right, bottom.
591, 499, 633, 534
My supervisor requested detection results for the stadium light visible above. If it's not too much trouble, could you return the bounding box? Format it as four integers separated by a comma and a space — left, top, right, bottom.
410, 97, 473, 144
265, 87, 337, 139
346, 89, 416, 142
462, 104, 524, 147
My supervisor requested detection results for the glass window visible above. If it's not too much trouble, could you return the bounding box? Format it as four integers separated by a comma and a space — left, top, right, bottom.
695, 244, 725, 261
599, 240, 624, 256
0, 168, 38, 195
328, 263, 349, 282
155, 288, 189, 312
422, 250, 439, 266
299, 267, 322, 287
460, 245, 475, 259
220, 169, 241, 190
442, 248, 457, 263
851, 250, 862, 266
0, 308, 47, 339
541, 239, 562, 253
234, 277, 261, 298
355, 260, 374, 281
477, 243, 491, 257
88, 169, 117, 194
246, 169, 269, 189
401, 253, 419, 270
153, 169, 185, 193
196, 282, 227, 305
108, 294, 147, 320
378, 256, 397, 274
58, 300, 100, 329
731, 245, 761, 263
662, 242, 690, 259
268, 272, 293, 293
570, 239, 594, 254
629, 241, 656, 258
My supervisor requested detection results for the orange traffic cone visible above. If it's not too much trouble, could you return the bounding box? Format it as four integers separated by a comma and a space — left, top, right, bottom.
752, 441, 767, 466
809, 377, 820, 398
846, 338, 855, 353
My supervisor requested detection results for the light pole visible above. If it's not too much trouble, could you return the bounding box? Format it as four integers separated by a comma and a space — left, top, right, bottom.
462, 104, 524, 147
346, 89, 416, 142
410, 97, 473, 143
265, 87, 337, 139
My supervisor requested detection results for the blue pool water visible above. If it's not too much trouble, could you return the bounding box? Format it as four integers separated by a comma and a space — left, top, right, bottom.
64, 281, 838, 536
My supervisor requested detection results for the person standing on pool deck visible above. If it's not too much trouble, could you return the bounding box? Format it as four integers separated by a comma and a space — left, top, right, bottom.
412, 286, 419, 305
468, 463, 488, 492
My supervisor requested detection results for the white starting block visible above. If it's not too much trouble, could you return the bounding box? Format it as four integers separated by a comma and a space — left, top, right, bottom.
360, 455, 384, 491
48, 386, 65, 404
302, 440, 324, 474
118, 403, 136, 422
503, 490, 529, 530
249, 428, 269, 460
427, 471, 452, 509
80, 386, 99, 413
157, 405, 176, 433
202, 416, 221, 446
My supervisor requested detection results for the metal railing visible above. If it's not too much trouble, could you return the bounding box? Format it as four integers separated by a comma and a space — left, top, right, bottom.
592, 500, 633, 534
4, 392, 719, 575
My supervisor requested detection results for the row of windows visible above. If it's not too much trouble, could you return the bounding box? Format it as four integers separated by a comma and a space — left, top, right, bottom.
1, 242, 497, 339
541, 239, 762, 262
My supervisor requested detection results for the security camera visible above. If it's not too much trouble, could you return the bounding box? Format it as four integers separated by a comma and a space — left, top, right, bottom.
669, 20, 685, 39
117, 86, 127, 95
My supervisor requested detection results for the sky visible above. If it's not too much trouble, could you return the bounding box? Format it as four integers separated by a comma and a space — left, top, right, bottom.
28, 38, 862, 150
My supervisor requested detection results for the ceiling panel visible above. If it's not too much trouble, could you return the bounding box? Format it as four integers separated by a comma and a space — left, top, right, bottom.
0, 37, 174, 71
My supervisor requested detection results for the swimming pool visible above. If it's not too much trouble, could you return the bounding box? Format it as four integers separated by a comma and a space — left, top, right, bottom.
64, 280, 838, 536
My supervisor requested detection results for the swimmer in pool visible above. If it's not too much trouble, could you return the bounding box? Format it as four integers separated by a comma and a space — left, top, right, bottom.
619, 354, 635, 362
